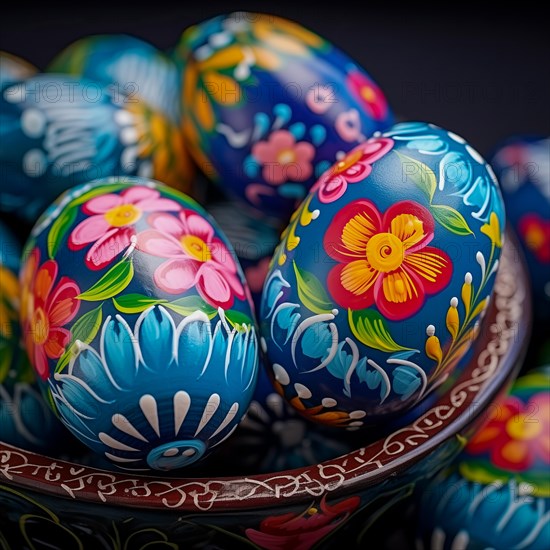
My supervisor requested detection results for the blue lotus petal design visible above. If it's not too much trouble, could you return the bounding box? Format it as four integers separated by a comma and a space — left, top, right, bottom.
50, 305, 259, 471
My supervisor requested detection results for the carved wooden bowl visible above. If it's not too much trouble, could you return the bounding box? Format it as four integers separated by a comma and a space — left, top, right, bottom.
0, 228, 531, 550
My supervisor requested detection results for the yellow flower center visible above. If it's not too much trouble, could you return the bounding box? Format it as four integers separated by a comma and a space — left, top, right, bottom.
104, 204, 141, 227
180, 235, 212, 262
31, 307, 49, 345
361, 85, 376, 104
307, 507, 318, 515
366, 232, 404, 273
277, 149, 296, 165
334, 148, 364, 175
506, 414, 543, 440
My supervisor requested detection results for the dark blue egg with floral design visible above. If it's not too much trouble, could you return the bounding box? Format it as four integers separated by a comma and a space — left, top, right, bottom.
0, 75, 192, 222
0, 220, 65, 452
261, 122, 505, 428
176, 11, 393, 222
20, 177, 259, 471
415, 367, 550, 550
490, 136, 550, 321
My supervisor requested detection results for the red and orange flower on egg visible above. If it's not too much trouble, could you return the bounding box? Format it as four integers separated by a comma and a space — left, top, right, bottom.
324, 199, 452, 321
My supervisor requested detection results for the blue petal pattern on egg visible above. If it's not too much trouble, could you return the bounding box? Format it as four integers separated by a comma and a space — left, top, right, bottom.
52, 306, 258, 470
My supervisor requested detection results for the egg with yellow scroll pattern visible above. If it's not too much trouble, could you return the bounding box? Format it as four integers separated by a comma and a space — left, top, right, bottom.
0, 74, 192, 222
0, 220, 65, 452
20, 177, 259, 471
175, 11, 393, 222
415, 366, 550, 550
260, 121, 505, 428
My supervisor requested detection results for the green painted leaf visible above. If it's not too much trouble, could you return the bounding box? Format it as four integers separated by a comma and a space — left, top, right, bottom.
78, 259, 134, 301
396, 152, 437, 202
70, 183, 127, 207
112, 293, 166, 314
348, 309, 412, 353
431, 204, 473, 236
164, 295, 217, 318
55, 304, 103, 374
225, 309, 254, 330
293, 262, 333, 315
47, 204, 77, 258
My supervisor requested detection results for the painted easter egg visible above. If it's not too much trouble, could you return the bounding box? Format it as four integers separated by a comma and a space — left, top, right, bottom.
0, 220, 65, 452
490, 136, 550, 321
20, 177, 259, 471
415, 366, 550, 550
0, 51, 37, 87
206, 198, 281, 312
260, 121, 505, 428
176, 11, 393, 221
48, 34, 183, 125
0, 75, 192, 221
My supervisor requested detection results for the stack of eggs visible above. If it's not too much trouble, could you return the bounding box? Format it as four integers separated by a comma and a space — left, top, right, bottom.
3, 14, 542, 540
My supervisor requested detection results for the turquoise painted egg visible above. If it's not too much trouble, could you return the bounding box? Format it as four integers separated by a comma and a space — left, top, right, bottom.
260, 121, 505, 428
490, 136, 550, 321
20, 177, 259, 471
48, 34, 182, 125
0, 51, 37, 87
416, 366, 550, 549
0, 74, 193, 222
176, 11, 393, 222
0, 220, 64, 452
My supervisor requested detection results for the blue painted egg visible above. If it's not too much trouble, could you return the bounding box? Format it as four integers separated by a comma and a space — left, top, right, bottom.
20, 177, 259, 471
0, 220, 64, 452
176, 11, 393, 221
0, 51, 36, 87
0, 75, 193, 221
490, 136, 550, 321
261, 122, 505, 428
48, 34, 182, 125
416, 366, 550, 550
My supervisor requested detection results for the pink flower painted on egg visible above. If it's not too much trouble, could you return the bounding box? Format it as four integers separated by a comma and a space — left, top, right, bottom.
252, 130, 315, 185
68, 186, 180, 270
311, 137, 394, 203
138, 211, 246, 309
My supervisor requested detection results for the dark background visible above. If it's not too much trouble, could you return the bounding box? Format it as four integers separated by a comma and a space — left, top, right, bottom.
1, 2, 549, 158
